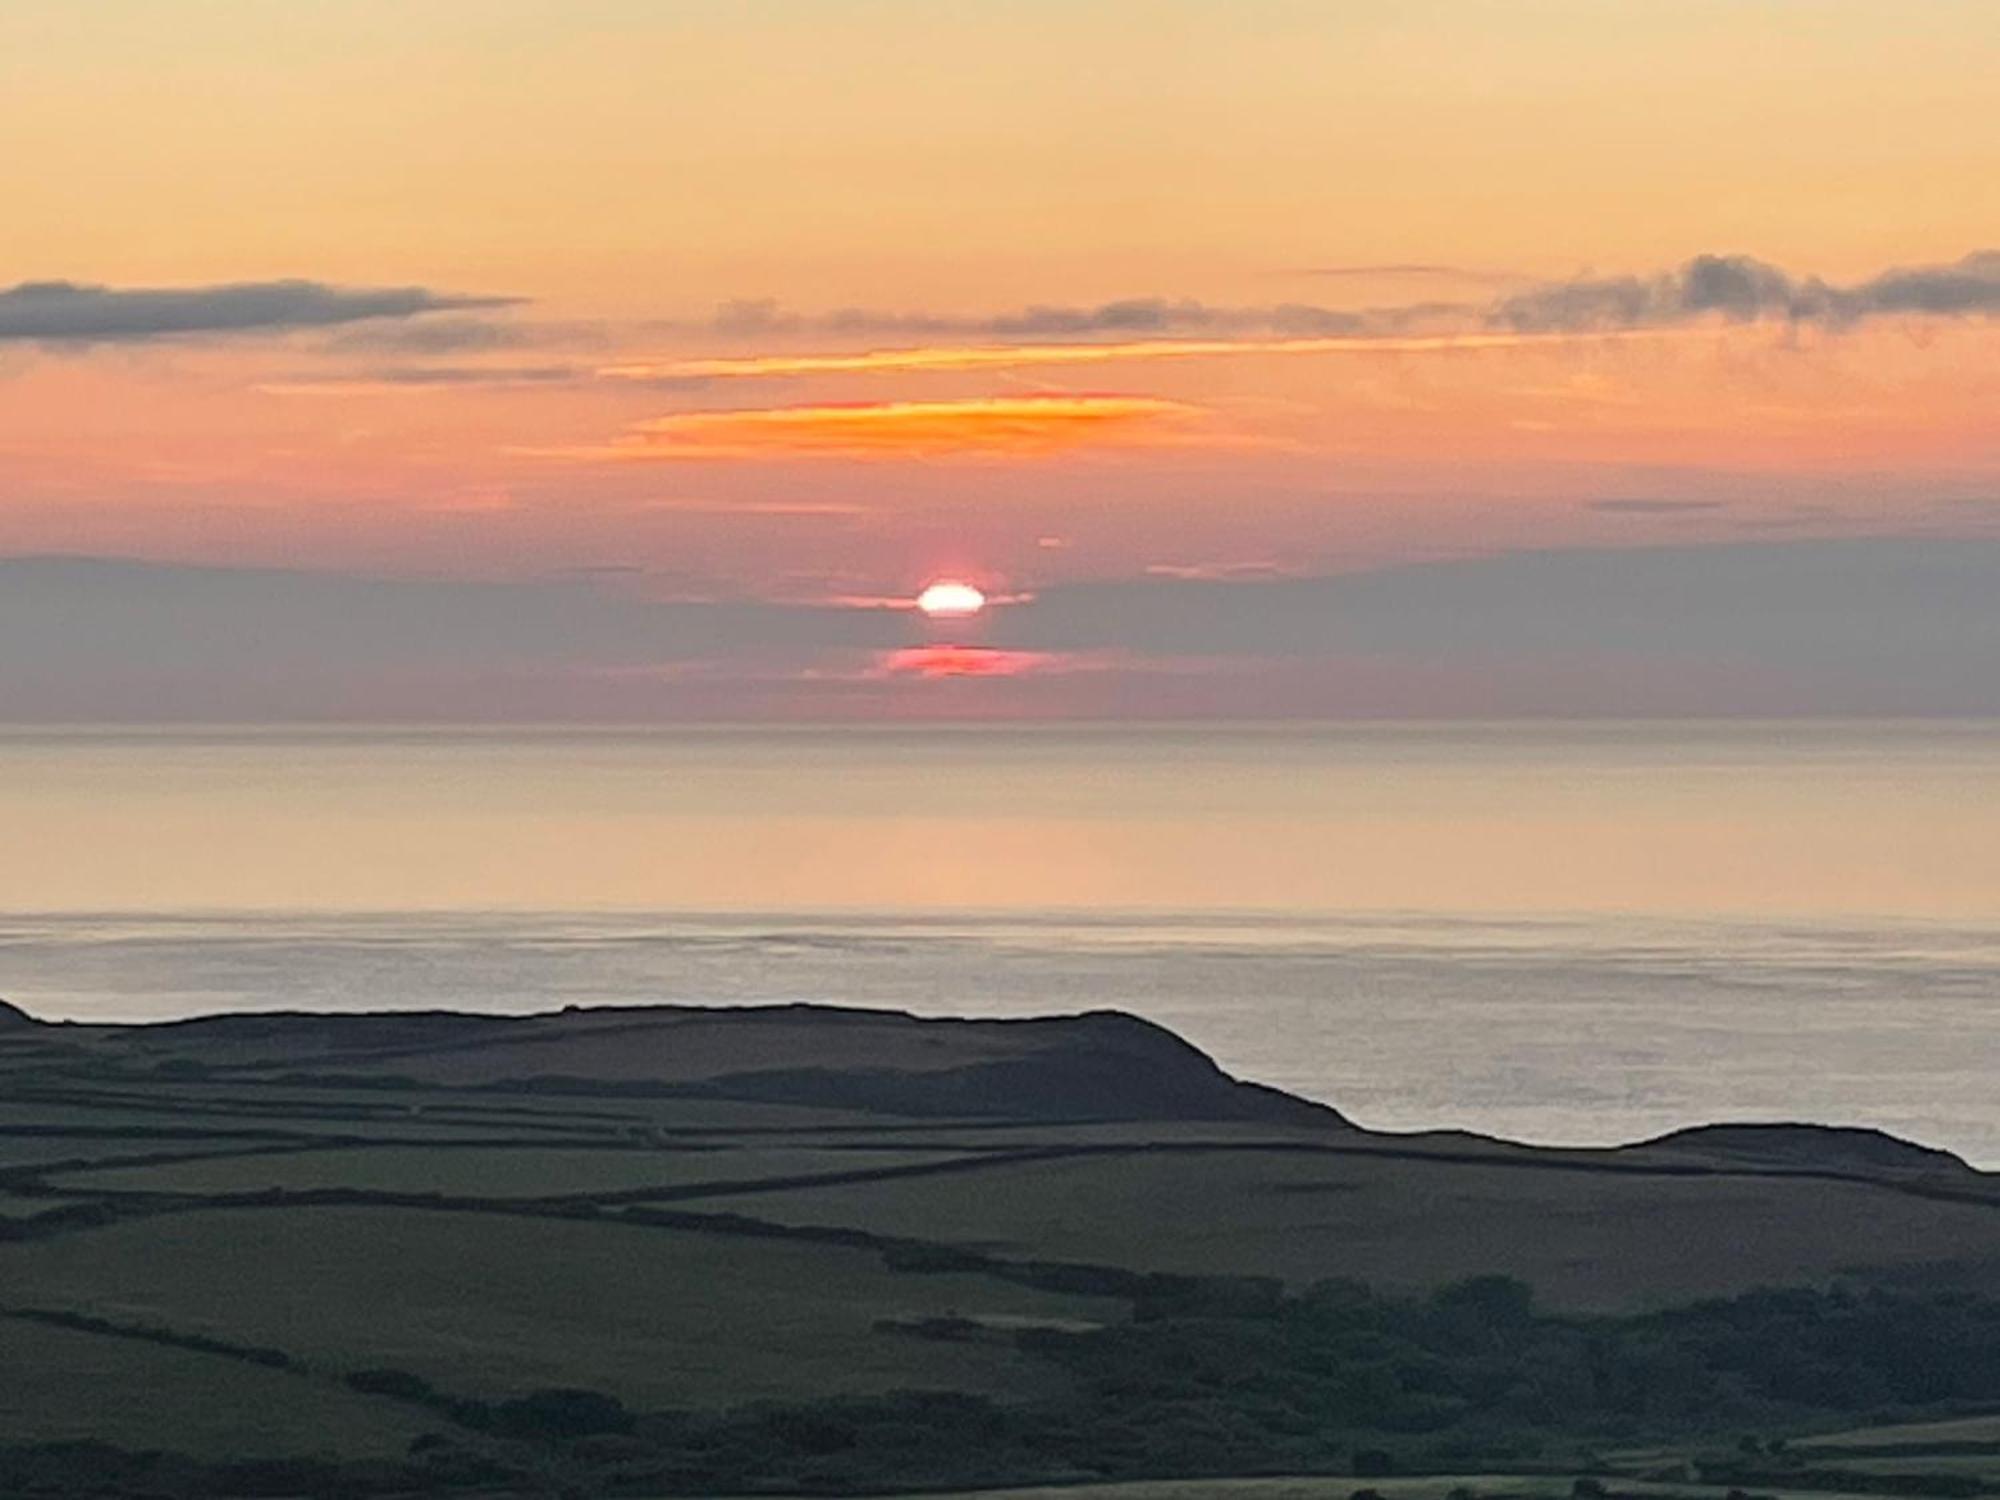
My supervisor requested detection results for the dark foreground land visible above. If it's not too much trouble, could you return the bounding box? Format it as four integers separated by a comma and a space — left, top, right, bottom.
3, 997, 1999, 1499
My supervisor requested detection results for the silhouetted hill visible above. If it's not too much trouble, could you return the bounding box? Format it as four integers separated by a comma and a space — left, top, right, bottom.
11, 1004, 1995, 1179
4, 994, 2000, 1500
16, 1002, 1349, 1129
1640, 1121, 1975, 1177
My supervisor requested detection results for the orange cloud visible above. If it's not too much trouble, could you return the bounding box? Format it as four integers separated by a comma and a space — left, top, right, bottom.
869, 647, 1152, 680
600, 329, 1673, 382
533, 395, 1207, 461
876, 646, 1057, 678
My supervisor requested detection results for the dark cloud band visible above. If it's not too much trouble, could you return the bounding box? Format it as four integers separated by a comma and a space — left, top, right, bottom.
703, 250, 1998, 351
0, 279, 520, 343
705, 295, 1389, 340
1494, 251, 2000, 332
4, 540, 1998, 719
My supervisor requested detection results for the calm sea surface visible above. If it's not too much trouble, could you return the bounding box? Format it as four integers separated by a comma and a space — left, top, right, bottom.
2, 723, 1996, 1164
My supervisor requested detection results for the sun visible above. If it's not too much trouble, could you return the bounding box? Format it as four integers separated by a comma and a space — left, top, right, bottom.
915, 580, 987, 619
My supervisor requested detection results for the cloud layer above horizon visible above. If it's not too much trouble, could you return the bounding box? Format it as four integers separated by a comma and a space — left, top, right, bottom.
8, 248, 1992, 365
587, 251, 2000, 386
7, 540, 1998, 721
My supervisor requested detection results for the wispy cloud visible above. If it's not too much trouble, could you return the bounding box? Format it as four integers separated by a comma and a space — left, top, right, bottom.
874, 646, 1062, 679
258, 365, 582, 396
701, 296, 1377, 340
644, 254, 2000, 348
610, 250, 1996, 384
602, 330, 1651, 382
0, 279, 519, 344
317, 314, 559, 355
1493, 251, 2000, 332
818, 588, 1036, 611
534, 395, 1211, 461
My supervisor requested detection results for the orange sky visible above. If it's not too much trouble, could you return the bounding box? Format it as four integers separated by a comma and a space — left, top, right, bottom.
1, 0, 1996, 607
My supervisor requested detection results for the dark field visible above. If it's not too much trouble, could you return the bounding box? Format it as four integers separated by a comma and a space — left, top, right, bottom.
688, 1146, 2000, 1310
3, 1000, 1998, 1498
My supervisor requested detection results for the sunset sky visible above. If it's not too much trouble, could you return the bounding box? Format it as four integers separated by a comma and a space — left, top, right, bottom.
3, 0, 1997, 718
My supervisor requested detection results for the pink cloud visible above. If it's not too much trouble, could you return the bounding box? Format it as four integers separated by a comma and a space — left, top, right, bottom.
875, 645, 1057, 678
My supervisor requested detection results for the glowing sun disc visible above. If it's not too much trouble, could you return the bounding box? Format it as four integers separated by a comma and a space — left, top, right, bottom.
916, 580, 986, 618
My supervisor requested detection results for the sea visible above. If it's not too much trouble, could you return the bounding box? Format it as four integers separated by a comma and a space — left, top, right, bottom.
2, 722, 1997, 1165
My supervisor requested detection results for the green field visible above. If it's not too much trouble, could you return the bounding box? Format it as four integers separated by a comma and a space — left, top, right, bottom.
52, 1142, 976, 1197
0, 1316, 436, 1458
754, 1483, 1558, 1500
842, 1482, 1922, 1500
0, 1133, 284, 1170
0, 1191, 89, 1218
688, 1145, 2000, 1311
1807, 1415, 2000, 1448
0, 1204, 1119, 1406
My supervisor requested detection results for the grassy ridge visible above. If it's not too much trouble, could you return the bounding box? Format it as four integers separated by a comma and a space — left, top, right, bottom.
0, 1205, 1117, 1407
685, 1148, 2000, 1311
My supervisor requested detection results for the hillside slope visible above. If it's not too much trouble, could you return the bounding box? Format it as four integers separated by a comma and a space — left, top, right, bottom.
3, 999, 2000, 1497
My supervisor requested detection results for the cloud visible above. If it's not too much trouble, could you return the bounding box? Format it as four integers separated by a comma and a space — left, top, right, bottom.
632, 250, 1996, 383
0, 279, 519, 344
1492, 251, 2000, 332
7, 540, 2000, 719
819, 587, 1036, 612
1863, 251, 2000, 315
318, 318, 529, 355
602, 329, 1644, 382
983, 299, 1371, 338
699, 296, 1375, 341
873, 646, 1062, 679
1004, 539, 2000, 667
319, 314, 604, 356
256, 365, 585, 396
538, 395, 1210, 461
